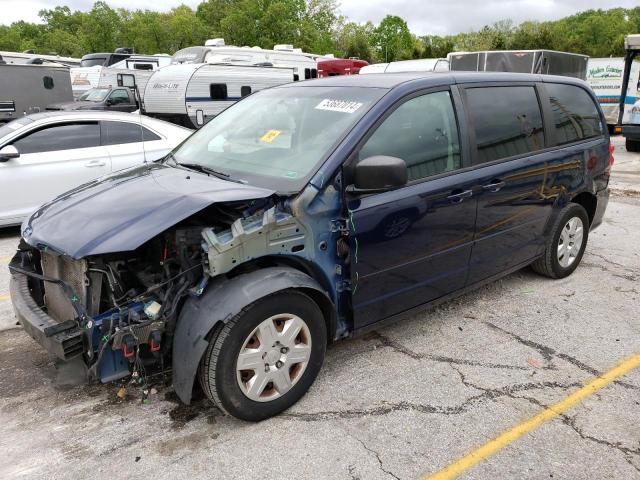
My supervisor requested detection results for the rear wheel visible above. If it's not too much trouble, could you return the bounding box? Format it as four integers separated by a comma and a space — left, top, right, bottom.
626, 138, 640, 152
531, 203, 589, 279
198, 290, 326, 421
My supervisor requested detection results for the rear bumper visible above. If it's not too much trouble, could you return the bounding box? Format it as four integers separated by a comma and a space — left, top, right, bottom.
591, 188, 609, 231
9, 265, 83, 360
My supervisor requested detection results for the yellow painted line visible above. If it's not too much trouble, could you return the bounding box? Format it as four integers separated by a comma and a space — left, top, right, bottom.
0, 294, 9, 302
423, 353, 640, 480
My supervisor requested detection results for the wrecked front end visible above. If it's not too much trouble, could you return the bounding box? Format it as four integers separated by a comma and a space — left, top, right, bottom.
10, 200, 269, 383
9, 184, 345, 391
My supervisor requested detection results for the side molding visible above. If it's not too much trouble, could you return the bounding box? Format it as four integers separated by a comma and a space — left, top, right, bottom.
172, 266, 334, 404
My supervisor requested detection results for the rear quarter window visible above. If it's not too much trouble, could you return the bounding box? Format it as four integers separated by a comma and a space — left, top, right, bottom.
545, 83, 603, 145
101, 121, 161, 145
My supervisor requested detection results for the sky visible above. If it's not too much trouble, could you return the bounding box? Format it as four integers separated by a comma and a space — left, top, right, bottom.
0, 0, 637, 35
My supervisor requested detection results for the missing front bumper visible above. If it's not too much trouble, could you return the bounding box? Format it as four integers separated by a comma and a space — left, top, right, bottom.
9, 270, 84, 360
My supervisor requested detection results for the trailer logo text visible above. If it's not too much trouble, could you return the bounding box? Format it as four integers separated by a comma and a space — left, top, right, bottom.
153, 83, 179, 89
588, 66, 623, 79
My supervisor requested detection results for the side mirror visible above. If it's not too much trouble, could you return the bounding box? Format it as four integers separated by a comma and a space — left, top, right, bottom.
105, 98, 114, 106
0, 145, 19, 162
347, 155, 407, 193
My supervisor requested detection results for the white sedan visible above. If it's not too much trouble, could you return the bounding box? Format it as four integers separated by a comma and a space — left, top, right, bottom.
0, 111, 192, 227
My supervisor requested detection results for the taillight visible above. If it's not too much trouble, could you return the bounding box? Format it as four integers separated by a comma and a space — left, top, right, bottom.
607, 143, 615, 172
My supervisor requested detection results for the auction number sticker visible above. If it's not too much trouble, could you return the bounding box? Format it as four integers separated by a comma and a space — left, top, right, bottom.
315, 99, 363, 114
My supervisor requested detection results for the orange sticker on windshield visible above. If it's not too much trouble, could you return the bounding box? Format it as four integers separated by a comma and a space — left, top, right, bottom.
260, 130, 282, 143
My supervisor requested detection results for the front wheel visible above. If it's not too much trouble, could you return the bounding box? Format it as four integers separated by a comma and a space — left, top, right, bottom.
531, 203, 589, 279
198, 290, 326, 421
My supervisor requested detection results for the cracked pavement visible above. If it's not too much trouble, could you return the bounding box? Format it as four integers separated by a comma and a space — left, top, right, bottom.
1, 197, 639, 477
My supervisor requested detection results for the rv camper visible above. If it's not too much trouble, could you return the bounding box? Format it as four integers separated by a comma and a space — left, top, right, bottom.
109, 54, 172, 71
143, 63, 294, 128
0, 50, 80, 67
448, 50, 589, 79
0, 64, 73, 122
171, 39, 318, 81
70, 54, 169, 99
317, 58, 369, 77
619, 34, 640, 152
359, 58, 449, 74
79, 48, 136, 68
71, 49, 135, 98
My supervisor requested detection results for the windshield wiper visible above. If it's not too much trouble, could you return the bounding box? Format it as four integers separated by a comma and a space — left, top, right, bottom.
177, 162, 245, 184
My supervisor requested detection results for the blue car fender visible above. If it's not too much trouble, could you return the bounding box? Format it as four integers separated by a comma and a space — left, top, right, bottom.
172, 266, 334, 404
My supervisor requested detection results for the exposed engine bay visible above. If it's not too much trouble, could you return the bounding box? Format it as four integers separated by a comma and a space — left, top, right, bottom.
10, 195, 316, 384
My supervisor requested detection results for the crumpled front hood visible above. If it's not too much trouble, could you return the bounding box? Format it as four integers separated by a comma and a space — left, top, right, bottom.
22, 163, 275, 259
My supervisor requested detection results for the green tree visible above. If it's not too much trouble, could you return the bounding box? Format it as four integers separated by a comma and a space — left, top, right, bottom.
80, 1, 122, 52
372, 15, 413, 62
334, 21, 375, 61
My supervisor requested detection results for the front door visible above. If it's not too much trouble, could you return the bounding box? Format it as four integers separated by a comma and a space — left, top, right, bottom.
347, 90, 477, 328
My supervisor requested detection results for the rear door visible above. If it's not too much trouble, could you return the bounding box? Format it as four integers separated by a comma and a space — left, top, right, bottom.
462, 84, 560, 284
347, 89, 478, 327
0, 121, 111, 220
100, 120, 165, 169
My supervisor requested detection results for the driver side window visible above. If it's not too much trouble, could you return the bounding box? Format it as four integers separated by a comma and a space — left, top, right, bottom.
108, 89, 130, 104
359, 91, 461, 182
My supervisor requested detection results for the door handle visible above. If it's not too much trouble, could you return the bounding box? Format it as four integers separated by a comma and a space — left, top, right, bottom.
447, 189, 473, 203
482, 180, 506, 192
84, 160, 106, 167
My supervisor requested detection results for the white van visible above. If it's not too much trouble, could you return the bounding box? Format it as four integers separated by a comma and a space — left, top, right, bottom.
359, 58, 449, 74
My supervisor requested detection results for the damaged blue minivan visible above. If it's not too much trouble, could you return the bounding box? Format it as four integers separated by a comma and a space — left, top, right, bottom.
9, 72, 611, 420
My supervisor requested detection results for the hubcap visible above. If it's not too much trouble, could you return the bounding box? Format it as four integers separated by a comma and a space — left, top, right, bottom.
557, 216, 584, 268
236, 313, 312, 402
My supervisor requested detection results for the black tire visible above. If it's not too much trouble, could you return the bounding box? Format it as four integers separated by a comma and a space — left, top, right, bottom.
626, 138, 640, 153
531, 203, 589, 279
198, 290, 326, 421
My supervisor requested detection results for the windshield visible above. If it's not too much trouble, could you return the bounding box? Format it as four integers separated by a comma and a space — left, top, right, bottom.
0, 117, 35, 139
171, 85, 386, 192
78, 88, 110, 102
80, 57, 107, 68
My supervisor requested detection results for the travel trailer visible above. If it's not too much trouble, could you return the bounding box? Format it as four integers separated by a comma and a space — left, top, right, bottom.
317, 58, 369, 77
619, 34, 640, 152
447, 50, 589, 79
359, 58, 449, 74
171, 39, 318, 81
0, 64, 73, 122
70, 55, 170, 99
142, 63, 294, 128
109, 54, 172, 71
0, 50, 80, 67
